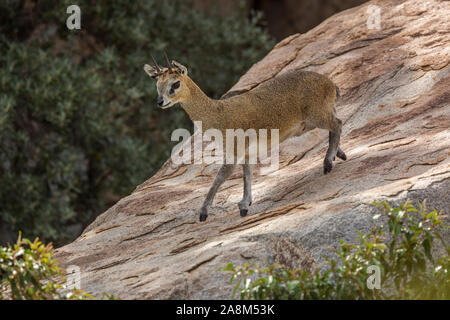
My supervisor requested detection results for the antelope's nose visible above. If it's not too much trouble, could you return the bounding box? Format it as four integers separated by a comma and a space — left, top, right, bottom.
157, 96, 164, 106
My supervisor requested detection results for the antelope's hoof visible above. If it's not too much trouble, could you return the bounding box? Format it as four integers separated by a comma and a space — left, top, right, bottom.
199, 208, 208, 222
324, 158, 333, 174
337, 150, 347, 161
240, 209, 248, 217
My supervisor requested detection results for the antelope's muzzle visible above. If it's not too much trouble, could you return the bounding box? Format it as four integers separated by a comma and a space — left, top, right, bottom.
157, 96, 164, 106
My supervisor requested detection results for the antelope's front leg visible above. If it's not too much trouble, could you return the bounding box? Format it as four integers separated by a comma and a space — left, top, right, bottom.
199, 164, 236, 222
238, 164, 253, 217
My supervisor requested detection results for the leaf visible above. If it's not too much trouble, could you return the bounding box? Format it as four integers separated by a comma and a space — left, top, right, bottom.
422, 238, 433, 262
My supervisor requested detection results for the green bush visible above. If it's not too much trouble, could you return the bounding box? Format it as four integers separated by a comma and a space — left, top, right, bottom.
0, 232, 91, 299
222, 201, 450, 299
0, 0, 275, 245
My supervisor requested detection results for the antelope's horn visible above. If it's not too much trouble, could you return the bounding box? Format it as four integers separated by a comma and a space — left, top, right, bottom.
150, 54, 161, 72
164, 51, 172, 69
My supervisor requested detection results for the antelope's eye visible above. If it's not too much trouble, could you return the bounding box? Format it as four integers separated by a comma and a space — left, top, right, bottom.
172, 81, 180, 90
169, 81, 180, 95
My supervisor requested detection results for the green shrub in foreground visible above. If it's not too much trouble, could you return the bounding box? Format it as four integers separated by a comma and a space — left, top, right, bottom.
222, 201, 449, 299
0, 232, 94, 300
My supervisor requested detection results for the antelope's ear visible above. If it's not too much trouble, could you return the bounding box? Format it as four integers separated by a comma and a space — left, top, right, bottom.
143, 64, 159, 78
172, 60, 188, 76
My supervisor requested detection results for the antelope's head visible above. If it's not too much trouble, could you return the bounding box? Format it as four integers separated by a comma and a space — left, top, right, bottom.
143, 53, 189, 109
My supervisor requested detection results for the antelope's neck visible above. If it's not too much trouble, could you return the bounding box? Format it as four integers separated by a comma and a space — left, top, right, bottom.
180, 77, 219, 123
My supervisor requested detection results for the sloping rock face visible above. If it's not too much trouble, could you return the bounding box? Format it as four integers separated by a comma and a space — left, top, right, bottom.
55, 0, 450, 299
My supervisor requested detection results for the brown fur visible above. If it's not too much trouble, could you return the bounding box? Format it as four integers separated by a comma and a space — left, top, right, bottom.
147, 66, 338, 140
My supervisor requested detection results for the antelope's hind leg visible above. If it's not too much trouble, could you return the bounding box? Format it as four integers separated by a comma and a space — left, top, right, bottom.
336, 147, 347, 161
199, 163, 236, 222
323, 117, 346, 174
238, 164, 253, 217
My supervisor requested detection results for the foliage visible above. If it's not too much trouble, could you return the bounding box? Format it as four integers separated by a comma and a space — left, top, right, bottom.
0, 232, 92, 299
222, 201, 450, 299
0, 0, 275, 245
